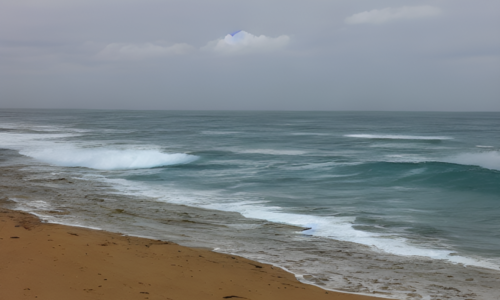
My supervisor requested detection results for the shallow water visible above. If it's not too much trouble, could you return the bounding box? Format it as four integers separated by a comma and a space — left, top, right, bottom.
1, 109, 500, 299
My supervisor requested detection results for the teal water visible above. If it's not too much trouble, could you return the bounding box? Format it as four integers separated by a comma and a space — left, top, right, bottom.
1, 110, 499, 269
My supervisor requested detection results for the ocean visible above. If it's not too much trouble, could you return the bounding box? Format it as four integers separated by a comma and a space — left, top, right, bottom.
1, 109, 499, 299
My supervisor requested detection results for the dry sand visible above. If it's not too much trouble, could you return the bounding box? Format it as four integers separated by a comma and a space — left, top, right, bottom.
0, 208, 382, 300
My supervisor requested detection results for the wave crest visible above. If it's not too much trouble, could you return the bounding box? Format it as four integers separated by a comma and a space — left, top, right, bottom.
445, 151, 500, 171
345, 134, 453, 140
20, 148, 198, 170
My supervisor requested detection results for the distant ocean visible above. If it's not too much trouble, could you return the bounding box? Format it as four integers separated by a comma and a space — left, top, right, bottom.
1, 110, 499, 299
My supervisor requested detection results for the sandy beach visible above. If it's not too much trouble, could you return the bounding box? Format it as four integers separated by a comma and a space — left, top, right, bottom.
0, 207, 382, 300
1, 162, 499, 300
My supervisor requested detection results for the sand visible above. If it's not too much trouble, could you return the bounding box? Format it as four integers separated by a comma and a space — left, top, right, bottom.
0, 208, 382, 300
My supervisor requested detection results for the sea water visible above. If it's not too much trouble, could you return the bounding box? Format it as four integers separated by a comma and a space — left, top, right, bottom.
1, 109, 499, 299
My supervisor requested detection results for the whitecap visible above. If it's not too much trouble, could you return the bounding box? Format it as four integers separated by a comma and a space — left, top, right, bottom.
444, 151, 500, 171
237, 149, 307, 155
290, 132, 330, 136
82, 174, 500, 270
20, 147, 198, 170
476, 145, 494, 148
345, 134, 453, 140
202, 131, 239, 135
384, 154, 427, 163
0, 129, 198, 170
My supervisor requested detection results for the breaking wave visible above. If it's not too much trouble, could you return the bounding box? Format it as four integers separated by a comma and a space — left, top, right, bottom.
20, 148, 198, 170
445, 151, 500, 171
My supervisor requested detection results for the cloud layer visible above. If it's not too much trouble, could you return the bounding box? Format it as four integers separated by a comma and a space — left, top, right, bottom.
96, 42, 194, 60
202, 31, 290, 54
95, 31, 290, 60
345, 6, 441, 25
1, 0, 499, 111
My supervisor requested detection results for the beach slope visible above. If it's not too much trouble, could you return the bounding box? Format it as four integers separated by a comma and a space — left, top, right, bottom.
0, 208, 381, 300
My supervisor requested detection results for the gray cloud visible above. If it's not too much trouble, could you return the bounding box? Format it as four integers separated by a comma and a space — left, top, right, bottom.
93, 31, 291, 60
95, 43, 195, 61
0, 0, 499, 111
202, 31, 290, 55
345, 6, 441, 25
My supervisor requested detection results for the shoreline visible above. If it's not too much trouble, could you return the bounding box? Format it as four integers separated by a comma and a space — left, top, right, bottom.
0, 207, 383, 300
1, 163, 500, 299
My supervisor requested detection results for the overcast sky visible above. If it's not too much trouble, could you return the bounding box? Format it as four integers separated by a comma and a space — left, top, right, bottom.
1, 0, 499, 111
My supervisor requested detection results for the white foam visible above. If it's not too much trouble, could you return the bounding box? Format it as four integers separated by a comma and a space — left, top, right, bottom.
94, 176, 500, 270
202, 131, 240, 135
372, 151, 500, 172
237, 149, 307, 155
20, 148, 198, 170
11, 198, 52, 210
0, 131, 77, 150
445, 151, 500, 171
202, 202, 500, 269
476, 145, 494, 148
384, 154, 428, 163
0, 130, 198, 170
370, 143, 451, 150
291, 132, 330, 136
0, 122, 91, 133
345, 134, 453, 140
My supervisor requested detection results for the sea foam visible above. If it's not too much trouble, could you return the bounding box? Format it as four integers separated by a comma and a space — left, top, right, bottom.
93, 175, 500, 271
0, 130, 197, 170
345, 134, 453, 140
237, 149, 307, 155
445, 151, 500, 171
20, 148, 198, 170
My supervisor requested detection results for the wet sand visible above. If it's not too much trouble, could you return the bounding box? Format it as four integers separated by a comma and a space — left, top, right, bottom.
0, 208, 382, 300
1, 163, 500, 299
